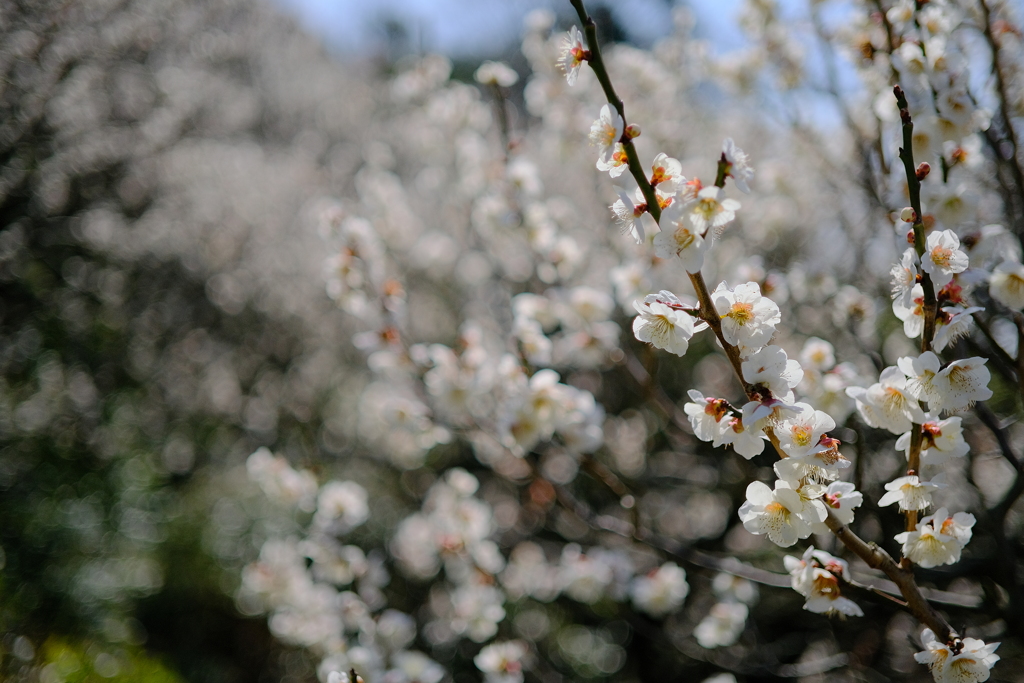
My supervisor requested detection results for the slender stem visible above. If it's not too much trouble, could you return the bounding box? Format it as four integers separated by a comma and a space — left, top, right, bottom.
573, 0, 956, 642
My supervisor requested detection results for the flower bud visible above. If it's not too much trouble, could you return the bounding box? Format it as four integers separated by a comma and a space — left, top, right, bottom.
916, 162, 931, 180
624, 123, 641, 140
900, 207, 916, 222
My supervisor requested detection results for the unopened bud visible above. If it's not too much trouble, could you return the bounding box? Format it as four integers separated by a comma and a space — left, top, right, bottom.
900, 207, 916, 222
916, 162, 931, 180
624, 123, 641, 140
907, 230, 916, 244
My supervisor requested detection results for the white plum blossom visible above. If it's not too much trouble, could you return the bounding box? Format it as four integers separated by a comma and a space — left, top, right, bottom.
597, 143, 630, 178
800, 337, 835, 372
693, 602, 748, 648
914, 628, 999, 683
558, 26, 587, 86
783, 547, 862, 617
629, 562, 689, 617
589, 104, 624, 166
721, 138, 754, 193
475, 641, 529, 683
775, 403, 836, 459
313, 481, 370, 533
683, 390, 731, 442
741, 345, 803, 398
738, 480, 823, 547
893, 283, 925, 339
611, 186, 646, 243
891, 248, 919, 308
989, 260, 1024, 309
846, 366, 925, 434
903, 354, 992, 413
878, 475, 945, 512
632, 290, 706, 356
896, 507, 976, 568
474, 61, 518, 87
653, 198, 711, 272
933, 306, 984, 352
712, 281, 781, 354
895, 415, 969, 465
687, 186, 740, 235
247, 448, 318, 512
811, 481, 863, 532
716, 415, 768, 459
921, 229, 969, 284
649, 153, 685, 194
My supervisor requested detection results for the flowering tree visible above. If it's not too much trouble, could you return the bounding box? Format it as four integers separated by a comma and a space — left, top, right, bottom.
228, 1, 1024, 682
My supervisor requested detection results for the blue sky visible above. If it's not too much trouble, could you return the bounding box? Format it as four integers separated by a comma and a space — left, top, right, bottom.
272, 0, 749, 58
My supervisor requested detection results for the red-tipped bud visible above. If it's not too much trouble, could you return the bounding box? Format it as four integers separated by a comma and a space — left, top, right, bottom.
624, 123, 641, 140
907, 230, 916, 244
900, 207, 917, 222
916, 162, 931, 180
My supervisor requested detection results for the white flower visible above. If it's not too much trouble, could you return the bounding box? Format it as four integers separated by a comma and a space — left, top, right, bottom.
688, 186, 740, 235
247, 447, 318, 512
891, 248, 919, 308
650, 153, 685, 194
989, 259, 1024, 309
921, 229, 969, 284
610, 186, 646, 243
314, 481, 370, 533
632, 290, 706, 356
475, 641, 528, 683
898, 351, 944, 408
741, 345, 803, 397
775, 403, 836, 459
896, 507, 975, 568
878, 475, 945, 512
774, 437, 850, 486
474, 61, 518, 87
814, 481, 863, 529
596, 143, 630, 178
712, 281, 781, 354
893, 283, 925, 339
800, 337, 835, 372
933, 306, 984, 352
738, 480, 821, 547
716, 415, 768, 459
914, 628, 999, 683
629, 562, 689, 617
653, 199, 711, 272
895, 415, 969, 465
722, 138, 754, 193
558, 26, 588, 86
693, 602, 748, 648
846, 366, 925, 434
804, 567, 864, 616
589, 104, 624, 165
683, 390, 731, 442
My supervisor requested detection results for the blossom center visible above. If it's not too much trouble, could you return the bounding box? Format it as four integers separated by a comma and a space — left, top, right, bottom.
725, 301, 755, 325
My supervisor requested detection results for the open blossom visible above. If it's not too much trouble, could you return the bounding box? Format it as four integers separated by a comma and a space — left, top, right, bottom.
738, 480, 822, 547
989, 259, 1024, 309
915, 628, 999, 683
775, 403, 836, 459
629, 562, 689, 617
474, 61, 518, 87
933, 306, 983, 352
649, 153, 684, 194
683, 390, 731, 442
783, 547, 862, 617
712, 281, 781, 354
694, 602, 748, 648
893, 283, 925, 339
800, 337, 835, 371
896, 507, 976, 568
741, 345, 803, 397
811, 481, 863, 531
475, 641, 528, 683
878, 475, 945, 512
687, 186, 740, 235
891, 248, 919, 307
721, 138, 754, 193
313, 481, 370, 533
895, 415, 968, 465
921, 229, 969, 284
846, 366, 925, 434
558, 26, 588, 86
589, 104, 623, 165
716, 414, 767, 458
632, 290, 706, 356
611, 186, 646, 243
899, 352, 992, 413
653, 198, 711, 272
597, 143, 629, 178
